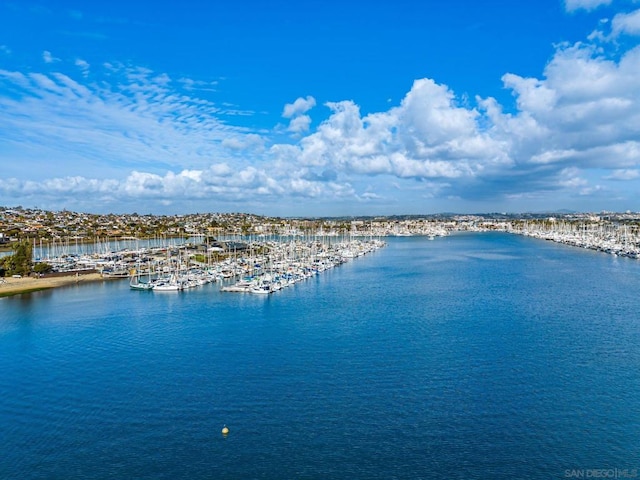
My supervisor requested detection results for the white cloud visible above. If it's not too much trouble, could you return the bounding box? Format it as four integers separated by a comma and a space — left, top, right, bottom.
221, 134, 265, 151
605, 169, 640, 180
42, 50, 60, 63
397, 78, 478, 147
287, 114, 312, 133
496, 42, 640, 160
611, 8, 640, 37
282, 96, 316, 134
0, 64, 249, 180
177, 77, 218, 92
263, 33, 640, 208
283, 79, 507, 184
282, 95, 316, 118
75, 58, 90, 75
502, 74, 557, 114
565, 0, 612, 12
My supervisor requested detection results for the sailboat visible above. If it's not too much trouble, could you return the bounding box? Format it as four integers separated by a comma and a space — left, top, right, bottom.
129, 267, 153, 290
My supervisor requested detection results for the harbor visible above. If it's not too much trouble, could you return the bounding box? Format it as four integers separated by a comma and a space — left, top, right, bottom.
126, 237, 386, 293
217, 238, 385, 294
507, 219, 640, 259
1, 236, 386, 297
5, 209, 640, 298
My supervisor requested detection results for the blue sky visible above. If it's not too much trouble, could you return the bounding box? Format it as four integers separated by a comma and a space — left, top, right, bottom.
1, 0, 640, 216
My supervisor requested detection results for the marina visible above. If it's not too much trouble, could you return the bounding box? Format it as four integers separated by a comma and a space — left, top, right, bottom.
5, 236, 387, 295
508, 220, 640, 259
119, 238, 387, 293
6, 212, 640, 301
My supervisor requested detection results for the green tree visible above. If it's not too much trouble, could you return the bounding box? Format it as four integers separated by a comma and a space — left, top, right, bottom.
33, 262, 53, 274
1, 240, 33, 276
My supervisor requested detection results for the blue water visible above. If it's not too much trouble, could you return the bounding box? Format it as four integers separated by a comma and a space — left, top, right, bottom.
1, 233, 639, 479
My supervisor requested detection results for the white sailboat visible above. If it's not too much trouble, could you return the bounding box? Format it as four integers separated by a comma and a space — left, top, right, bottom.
129, 267, 153, 290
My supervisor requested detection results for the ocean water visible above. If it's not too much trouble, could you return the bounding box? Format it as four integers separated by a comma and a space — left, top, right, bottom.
1, 233, 639, 479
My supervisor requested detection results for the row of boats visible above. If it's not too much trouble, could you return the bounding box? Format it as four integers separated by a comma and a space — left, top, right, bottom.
129, 267, 219, 291
513, 226, 640, 259
129, 239, 386, 293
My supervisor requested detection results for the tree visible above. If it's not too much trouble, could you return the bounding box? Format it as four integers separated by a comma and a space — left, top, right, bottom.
33, 262, 53, 274
1, 240, 33, 276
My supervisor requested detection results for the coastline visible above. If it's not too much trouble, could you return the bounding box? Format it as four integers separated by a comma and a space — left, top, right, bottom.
0, 272, 112, 298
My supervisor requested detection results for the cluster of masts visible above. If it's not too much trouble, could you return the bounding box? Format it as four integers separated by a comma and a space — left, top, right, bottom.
129, 238, 386, 293
510, 221, 640, 259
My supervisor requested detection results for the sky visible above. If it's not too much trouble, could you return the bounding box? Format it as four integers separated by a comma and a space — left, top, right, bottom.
1, 0, 640, 216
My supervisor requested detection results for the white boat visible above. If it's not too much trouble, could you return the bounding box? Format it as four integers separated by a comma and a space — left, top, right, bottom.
152, 281, 182, 291
151, 273, 183, 291
130, 278, 153, 290
250, 283, 273, 294
129, 266, 154, 290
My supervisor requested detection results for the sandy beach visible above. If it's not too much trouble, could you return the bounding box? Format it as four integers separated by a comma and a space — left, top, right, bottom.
0, 272, 110, 297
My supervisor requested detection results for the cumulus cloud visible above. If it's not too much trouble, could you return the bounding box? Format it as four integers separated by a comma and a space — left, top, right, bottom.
282, 95, 316, 118
283, 79, 508, 184
497, 42, 640, 160
283, 95, 316, 134
287, 115, 312, 134
264, 30, 640, 209
611, 8, 640, 37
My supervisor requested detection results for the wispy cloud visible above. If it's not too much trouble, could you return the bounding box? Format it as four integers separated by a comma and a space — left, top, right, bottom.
565, 0, 612, 13
605, 169, 640, 180
74, 58, 90, 75
178, 77, 219, 92
0, 63, 246, 179
42, 50, 60, 63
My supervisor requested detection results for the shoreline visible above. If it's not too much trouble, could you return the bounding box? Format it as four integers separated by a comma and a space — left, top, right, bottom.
0, 273, 117, 298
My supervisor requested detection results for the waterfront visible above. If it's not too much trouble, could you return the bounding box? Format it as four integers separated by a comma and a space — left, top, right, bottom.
1, 233, 639, 479
0, 272, 105, 297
